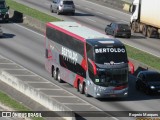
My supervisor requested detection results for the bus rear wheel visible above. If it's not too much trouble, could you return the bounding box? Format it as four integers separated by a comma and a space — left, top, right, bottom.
78, 81, 84, 94
57, 70, 63, 83
53, 70, 57, 80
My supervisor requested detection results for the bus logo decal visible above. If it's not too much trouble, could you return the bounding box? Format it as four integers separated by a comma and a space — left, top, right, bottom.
62, 47, 78, 63
95, 48, 125, 53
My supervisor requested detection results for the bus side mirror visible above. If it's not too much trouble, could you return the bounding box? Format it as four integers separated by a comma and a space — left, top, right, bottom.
128, 61, 134, 74
7, 6, 10, 10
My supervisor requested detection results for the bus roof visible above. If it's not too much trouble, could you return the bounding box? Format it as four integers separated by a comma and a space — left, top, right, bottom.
48, 21, 110, 40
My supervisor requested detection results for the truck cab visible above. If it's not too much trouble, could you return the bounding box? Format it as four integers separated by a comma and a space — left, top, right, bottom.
0, 0, 9, 22
130, 0, 140, 24
130, 0, 160, 38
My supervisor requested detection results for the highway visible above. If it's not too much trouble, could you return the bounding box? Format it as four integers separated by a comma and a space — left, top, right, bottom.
13, 0, 160, 58
0, 0, 160, 120
1, 18, 160, 120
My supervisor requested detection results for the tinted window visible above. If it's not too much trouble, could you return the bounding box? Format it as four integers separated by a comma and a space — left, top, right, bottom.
138, 73, 143, 80
118, 24, 130, 30
146, 73, 160, 82
111, 23, 115, 28
63, 1, 73, 4
86, 43, 93, 60
46, 26, 84, 56
95, 68, 128, 87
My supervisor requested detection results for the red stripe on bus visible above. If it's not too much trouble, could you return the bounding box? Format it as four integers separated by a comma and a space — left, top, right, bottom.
74, 74, 84, 88
73, 57, 86, 88
47, 23, 86, 43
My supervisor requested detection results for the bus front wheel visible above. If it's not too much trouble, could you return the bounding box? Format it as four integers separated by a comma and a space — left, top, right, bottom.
84, 83, 90, 97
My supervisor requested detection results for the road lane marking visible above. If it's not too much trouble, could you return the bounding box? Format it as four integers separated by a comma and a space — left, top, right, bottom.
85, 18, 96, 22
75, 4, 81, 7
49, 95, 74, 97
14, 23, 44, 37
62, 103, 89, 105
37, 88, 62, 90
96, 11, 104, 15
85, 7, 91, 10
80, 0, 130, 16
108, 15, 115, 19
120, 20, 129, 23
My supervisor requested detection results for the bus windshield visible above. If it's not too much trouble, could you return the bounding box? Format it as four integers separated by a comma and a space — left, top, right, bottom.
94, 47, 128, 64
95, 68, 128, 87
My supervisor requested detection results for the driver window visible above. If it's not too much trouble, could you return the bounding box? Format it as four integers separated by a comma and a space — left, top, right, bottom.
111, 23, 115, 28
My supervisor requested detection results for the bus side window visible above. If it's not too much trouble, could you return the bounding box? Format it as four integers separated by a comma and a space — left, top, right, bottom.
88, 59, 95, 80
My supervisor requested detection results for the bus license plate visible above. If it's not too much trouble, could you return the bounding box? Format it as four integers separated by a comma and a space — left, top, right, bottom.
105, 90, 114, 94
110, 94, 116, 97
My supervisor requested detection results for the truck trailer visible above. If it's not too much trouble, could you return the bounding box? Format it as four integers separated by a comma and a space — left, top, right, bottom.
130, 0, 160, 38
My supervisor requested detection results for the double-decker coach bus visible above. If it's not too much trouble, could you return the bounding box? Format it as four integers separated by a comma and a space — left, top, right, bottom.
45, 21, 134, 98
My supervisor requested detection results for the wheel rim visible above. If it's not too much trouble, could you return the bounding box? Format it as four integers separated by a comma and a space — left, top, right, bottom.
79, 83, 82, 91
84, 85, 87, 94
142, 25, 147, 36
53, 70, 57, 80
132, 22, 136, 32
147, 27, 152, 37
57, 71, 60, 81
57, 9, 59, 14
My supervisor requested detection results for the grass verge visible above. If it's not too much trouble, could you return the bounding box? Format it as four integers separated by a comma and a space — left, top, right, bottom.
0, 91, 43, 120
126, 45, 160, 70
6, 0, 160, 71
6, 0, 60, 23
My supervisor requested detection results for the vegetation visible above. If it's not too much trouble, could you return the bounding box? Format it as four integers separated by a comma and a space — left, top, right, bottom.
126, 45, 160, 70
0, 91, 43, 120
6, 0, 60, 22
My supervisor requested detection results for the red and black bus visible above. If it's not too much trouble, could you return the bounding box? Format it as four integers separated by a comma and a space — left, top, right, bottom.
45, 21, 134, 98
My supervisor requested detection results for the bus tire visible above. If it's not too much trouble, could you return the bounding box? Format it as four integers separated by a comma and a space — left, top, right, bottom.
57, 70, 63, 83
53, 69, 57, 80
142, 25, 147, 36
84, 83, 90, 97
78, 81, 84, 94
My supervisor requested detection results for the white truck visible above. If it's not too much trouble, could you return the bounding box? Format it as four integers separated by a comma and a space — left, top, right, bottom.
130, 0, 160, 38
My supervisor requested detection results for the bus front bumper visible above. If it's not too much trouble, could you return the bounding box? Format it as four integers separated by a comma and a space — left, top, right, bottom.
94, 86, 128, 98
